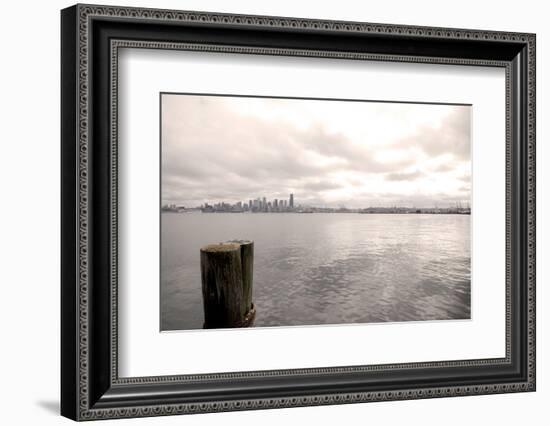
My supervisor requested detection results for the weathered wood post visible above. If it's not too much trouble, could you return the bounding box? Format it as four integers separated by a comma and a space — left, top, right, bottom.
200, 241, 255, 329
228, 240, 254, 314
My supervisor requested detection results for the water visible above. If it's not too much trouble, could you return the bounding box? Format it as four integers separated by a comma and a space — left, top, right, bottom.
161, 213, 470, 330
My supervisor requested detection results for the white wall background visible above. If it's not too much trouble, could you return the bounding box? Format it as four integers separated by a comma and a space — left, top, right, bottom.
0, 0, 546, 424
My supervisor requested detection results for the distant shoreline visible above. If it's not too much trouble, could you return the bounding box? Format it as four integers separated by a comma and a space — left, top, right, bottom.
161, 210, 471, 215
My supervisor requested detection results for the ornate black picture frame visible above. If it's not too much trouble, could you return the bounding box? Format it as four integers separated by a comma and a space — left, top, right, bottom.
61, 4, 536, 421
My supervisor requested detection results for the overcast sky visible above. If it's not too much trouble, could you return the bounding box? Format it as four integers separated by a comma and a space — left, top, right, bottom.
161, 94, 471, 208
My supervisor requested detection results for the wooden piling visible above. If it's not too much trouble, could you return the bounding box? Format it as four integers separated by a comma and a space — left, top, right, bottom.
228, 240, 254, 313
200, 241, 255, 329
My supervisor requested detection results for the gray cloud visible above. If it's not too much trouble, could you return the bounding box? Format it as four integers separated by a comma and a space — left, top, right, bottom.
432, 162, 457, 173
384, 170, 424, 182
394, 107, 471, 161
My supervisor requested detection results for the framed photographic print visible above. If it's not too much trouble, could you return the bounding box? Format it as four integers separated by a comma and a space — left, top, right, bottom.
61, 4, 536, 421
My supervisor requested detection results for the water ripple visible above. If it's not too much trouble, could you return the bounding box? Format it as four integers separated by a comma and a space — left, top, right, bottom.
161, 213, 471, 330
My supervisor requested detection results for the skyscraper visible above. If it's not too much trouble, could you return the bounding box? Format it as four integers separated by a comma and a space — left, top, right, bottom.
289, 193, 294, 209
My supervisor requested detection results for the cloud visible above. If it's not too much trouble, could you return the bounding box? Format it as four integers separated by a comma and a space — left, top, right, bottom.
393, 107, 471, 161
432, 162, 457, 173
161, 95, 471, 207
384, 170, 424, 182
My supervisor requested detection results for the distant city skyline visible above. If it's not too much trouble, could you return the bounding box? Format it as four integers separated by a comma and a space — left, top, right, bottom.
162, 191, 470, 212
161, 94, 471, 208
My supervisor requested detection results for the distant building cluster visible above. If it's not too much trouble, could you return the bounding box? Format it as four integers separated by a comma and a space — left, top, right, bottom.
161, 203, 186, 213
201, 194, 297, 213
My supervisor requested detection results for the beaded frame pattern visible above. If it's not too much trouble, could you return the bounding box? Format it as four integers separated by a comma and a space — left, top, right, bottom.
74, 4, 535, 420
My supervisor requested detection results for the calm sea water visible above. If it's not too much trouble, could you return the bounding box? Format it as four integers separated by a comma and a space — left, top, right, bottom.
161, 213, 470, 330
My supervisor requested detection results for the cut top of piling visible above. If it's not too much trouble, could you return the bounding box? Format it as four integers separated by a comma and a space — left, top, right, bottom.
227, 239, 253, 246
200, 243, 241, 253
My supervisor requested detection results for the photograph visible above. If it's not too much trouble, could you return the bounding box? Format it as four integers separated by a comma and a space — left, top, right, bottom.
160, 93, 472, 331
